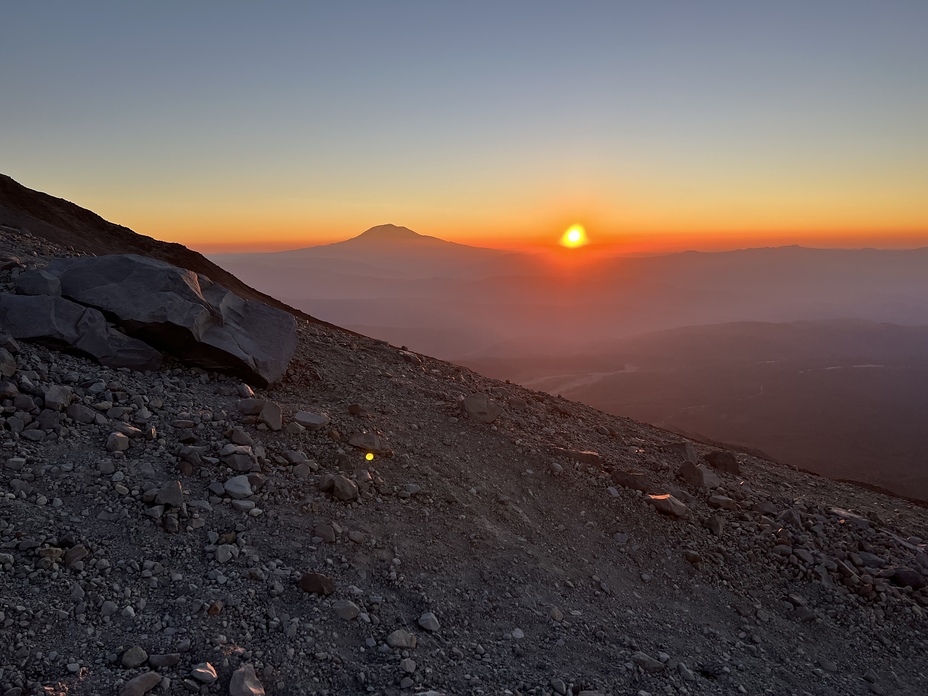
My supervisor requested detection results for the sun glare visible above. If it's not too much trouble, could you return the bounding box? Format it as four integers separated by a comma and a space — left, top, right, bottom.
560, 225, 588, 248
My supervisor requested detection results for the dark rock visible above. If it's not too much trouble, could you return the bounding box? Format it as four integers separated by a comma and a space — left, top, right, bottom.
230, 664, 265, 696
703, 450, 741, 475
610, 470, 653, 493
14, 269, 61, 296
677, 461, 722, 489
0, 293, 162, 371
648, 494, 688, 518
299, 572, 335, 595
462, 393, 501, 423
890, 567, 926, 590
347, 432, 388, 454
119, 672, 161, 696
155, 481, 183, 507
554, 448, 602, 466
0, 347, 15, 377
668, 441, 697, 462
46, 254, 297, 387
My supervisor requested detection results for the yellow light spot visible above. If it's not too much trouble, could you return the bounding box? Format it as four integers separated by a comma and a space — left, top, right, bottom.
559, 225, 588, 248
365, 452, 374, 461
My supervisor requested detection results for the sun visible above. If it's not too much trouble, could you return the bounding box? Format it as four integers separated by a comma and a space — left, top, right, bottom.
559, 224, 588, 248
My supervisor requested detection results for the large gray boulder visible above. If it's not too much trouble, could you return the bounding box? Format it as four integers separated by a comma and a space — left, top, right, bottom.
46, 254, 297, 387
0, 293, 162, 371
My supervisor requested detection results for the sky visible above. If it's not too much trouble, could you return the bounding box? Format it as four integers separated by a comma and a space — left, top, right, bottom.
2, 1, 928, 253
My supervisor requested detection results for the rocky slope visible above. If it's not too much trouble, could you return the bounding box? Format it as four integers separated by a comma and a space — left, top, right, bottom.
0, 174, 313, 323
1, 227, 928, 696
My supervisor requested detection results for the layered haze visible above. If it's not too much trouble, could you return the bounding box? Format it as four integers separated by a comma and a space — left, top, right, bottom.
213, 226, 928, 500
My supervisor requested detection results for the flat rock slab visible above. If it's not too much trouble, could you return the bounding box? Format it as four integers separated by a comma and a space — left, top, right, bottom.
46, 254, 297, 387
648, 494, 688, 518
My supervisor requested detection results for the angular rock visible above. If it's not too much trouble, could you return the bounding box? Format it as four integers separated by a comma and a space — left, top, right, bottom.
190, 662, 218, 684
154, 481, 183, 507
257, 400, 282, 430
106, 432, 130, 452
0, 347, 15, 378
46, 254, 297, 387
122, 645, 148, 669
0, 293, 162, 371
610, 469, 653, 493
230, 664, 265, 696
418, 611, 440, 632
348, 431, 388, 454
462, 393, 501, 423
223, 475, 253, 500
44, 385, 72, 410
648, 494, 688, 518
119, 672, 161, 696
332, 599, 361, 620
555, 448, 602, 466
299, 572, 335, 595
703, 450, 741, 475
386, 629, 417, 649
668, 441, 698, 462
66, 403, 96, 424
632, 651, 665, 673
320, 473, 359, 501
677, 461, 722, 489
890, 567, 926, 590
148, 654, 180, 669
708, 495, 738, 510
294, 411, 330, 430
14, 269, 61, 296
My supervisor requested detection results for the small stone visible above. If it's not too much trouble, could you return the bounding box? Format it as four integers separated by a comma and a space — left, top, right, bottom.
647, 494, 688, 518
632, 651, 665, 673
386, 629, 417, 649
703, 450, 741, 474
106, 432, 130, 452
148, 654, 180, 669
190, 662, 218, 684
258, 401, 283, 430
119, 672, 161, 696
155, 480, 183, 507
300, 572, 336, 595
333, 599, 361, 620
64, 544, 89, 568
610, 470, 653, 493
122, 645, 148, 669
229, 664, 265, 696
294, 411, 330, 430
347, 431, 388, 454
418, 611, 440, 632
549, 607, 564, 622
399, 657, 416, 673
223, 475, 253, 499
462, 393, 501, 423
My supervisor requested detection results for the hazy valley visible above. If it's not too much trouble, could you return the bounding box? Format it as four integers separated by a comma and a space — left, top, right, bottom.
214, 227, 928, 501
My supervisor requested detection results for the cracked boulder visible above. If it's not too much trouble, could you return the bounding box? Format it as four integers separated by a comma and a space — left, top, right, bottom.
46, 254, 297, 387
0, 293, 162, 371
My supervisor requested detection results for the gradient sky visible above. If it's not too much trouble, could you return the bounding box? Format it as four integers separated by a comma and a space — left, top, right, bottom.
2, 1, 927, 253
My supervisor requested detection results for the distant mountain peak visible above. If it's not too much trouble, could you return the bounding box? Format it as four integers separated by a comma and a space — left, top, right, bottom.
339, 224, 456, 249
356, 224, 419, 239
